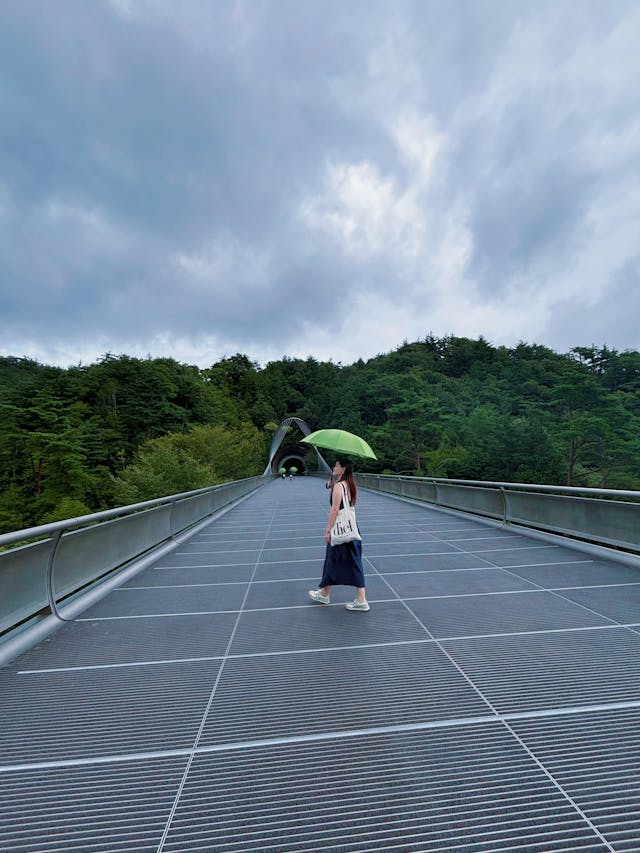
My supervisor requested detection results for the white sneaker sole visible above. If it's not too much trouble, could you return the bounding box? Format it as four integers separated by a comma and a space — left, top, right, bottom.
308, 591, 330, 605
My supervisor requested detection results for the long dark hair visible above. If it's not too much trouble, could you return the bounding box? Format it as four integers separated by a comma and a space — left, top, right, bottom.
336, 458, 357, 505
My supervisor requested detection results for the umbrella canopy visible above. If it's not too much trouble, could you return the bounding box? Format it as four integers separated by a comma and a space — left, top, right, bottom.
278, 467, 286, 474
289, 466, 298, 473
301, 428, 377, 460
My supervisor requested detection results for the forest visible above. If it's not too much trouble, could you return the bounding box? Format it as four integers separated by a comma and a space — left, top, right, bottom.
1, 335, 640, 534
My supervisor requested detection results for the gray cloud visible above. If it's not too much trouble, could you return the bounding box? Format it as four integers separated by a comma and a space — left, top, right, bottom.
545, 255, 640, 354
1, 0, 638, 365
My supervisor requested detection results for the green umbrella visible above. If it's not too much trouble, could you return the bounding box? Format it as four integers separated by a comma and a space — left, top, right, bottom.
278, 467, 286, 474
290, 466, 298, 473
301, 428, 377, 460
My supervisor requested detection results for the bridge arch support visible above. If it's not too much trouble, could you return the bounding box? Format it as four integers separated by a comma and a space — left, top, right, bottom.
263, 417, 332, 475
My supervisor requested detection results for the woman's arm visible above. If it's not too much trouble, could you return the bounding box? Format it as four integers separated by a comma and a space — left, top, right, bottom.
324, 483, 343, 543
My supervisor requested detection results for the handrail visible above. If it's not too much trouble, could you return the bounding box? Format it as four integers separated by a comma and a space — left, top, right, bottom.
0, 476, 266, 639
358, 473, 640, 555
0, 481, 240, 549
359, 473, 640, 500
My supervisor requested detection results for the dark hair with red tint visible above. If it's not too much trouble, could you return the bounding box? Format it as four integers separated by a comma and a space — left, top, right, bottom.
336, 458, 357, 505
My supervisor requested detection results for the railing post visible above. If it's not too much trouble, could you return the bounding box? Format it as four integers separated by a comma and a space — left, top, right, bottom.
499, 486, 508, 526
169, 498, 178, 540
45, 529, 72, 622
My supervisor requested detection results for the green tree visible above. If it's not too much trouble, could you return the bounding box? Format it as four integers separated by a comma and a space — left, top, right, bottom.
2, 334, 640, 531
549, 360, 622, 485
112, 422, 266, 504
368, 370, 447, 473
113, 438, 215, 504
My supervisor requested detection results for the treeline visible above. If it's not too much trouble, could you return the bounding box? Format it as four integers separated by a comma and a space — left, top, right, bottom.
1, 336, 640, 533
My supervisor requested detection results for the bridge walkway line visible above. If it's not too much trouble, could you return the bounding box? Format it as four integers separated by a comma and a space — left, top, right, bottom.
1, 476, 639, 851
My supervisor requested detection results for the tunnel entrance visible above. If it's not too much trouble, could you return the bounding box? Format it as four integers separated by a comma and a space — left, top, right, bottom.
264, 417, 331, 476
279, 455, 306, 475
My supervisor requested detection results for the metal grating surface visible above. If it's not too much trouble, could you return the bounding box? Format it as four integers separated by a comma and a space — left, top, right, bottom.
367, 540, 459, 556
443, 627, 640, 714
258, 545, 327, 563
434, 531, 535, 544
80, 583, 249, 618
126, 564, 255, 585
163, 725, 609, 852
506, 560, 640, 588
243, 573, 392, 609
473, 544, 591, 567
12, 612, 237, 668
0, 660, 221, 764
512, 707, 640, 852
406, 589, 614, 638
187, 535, 266, 549
154, 550, 259, 567
370, 550, 494, 572
2, 477, 640, 851
200, 643, 489, 746
0, 757, 186, 852
555, 584, 640, 625
252, 559, 335, 582
378, 566, 539, 597
179, 540, 264, 553
364, 530, 439, 542
228, 600, 428, 655
413, 520, 483, 531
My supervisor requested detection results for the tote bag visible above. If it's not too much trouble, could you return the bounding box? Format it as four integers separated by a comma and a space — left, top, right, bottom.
330, 483, 361, 546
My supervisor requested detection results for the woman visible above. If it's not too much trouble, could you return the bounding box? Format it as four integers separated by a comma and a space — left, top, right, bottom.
309, 458, 369, 612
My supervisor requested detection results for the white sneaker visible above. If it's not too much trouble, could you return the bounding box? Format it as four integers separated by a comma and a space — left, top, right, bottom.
346, 599, 370, 612
308, 590, 330, 605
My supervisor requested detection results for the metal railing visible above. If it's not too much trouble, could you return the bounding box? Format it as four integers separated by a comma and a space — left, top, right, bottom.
0, 476, 264, 637
357, 474, 640, 554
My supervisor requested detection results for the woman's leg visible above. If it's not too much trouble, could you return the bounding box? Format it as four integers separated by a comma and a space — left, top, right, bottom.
321, 585, 331, 596
356, 587, 366, 602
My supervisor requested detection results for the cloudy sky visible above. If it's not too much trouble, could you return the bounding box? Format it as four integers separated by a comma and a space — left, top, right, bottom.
1, 0, 639, 368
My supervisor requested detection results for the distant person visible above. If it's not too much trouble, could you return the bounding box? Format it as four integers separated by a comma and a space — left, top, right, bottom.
309, 458, 369, 611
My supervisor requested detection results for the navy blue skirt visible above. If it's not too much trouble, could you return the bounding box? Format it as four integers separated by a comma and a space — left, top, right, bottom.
320, 539, 365, 588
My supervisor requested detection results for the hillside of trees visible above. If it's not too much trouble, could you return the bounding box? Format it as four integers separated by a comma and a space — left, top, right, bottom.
2, 336, 640, 533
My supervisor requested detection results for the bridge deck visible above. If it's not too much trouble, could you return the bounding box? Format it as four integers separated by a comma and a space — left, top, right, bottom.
1, 478, 640, 852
